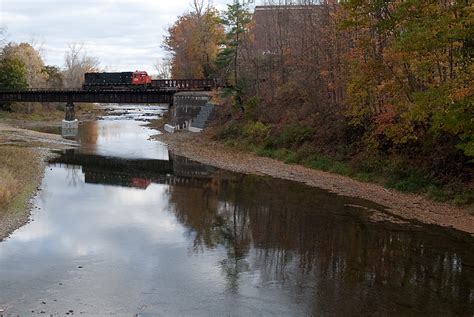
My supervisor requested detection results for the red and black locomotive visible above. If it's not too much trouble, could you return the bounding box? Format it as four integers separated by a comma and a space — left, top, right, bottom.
83, 71, 152, 90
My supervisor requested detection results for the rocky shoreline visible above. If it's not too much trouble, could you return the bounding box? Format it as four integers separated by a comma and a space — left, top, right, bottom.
154, 131, 474, 236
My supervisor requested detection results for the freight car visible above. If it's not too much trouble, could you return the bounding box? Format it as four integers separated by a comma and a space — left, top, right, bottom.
83, 71, 152, 90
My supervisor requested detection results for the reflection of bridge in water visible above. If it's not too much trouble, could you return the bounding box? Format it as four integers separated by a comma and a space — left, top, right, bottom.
50, 150, 222, 190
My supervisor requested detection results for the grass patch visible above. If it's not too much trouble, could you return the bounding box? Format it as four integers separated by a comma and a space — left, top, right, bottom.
0, 110, 64, 122
0, 168, 17, 205
385, 174, 431, 193
304, 154, 334, 171
426, 185, 449, 202
77, 103, 96, 112
330, 161, 352, 176
255, 147, 296, 163
147, 117, 167, 130
0, 146, 42, 214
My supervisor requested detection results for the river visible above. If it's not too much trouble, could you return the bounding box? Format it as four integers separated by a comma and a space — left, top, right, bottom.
0, 104, 473, 316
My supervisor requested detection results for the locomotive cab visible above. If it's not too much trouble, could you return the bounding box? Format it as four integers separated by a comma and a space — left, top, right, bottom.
132, 71, 152, 86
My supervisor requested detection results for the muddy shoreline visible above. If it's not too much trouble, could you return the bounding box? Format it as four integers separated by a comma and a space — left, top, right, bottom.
154, 131, 474, 236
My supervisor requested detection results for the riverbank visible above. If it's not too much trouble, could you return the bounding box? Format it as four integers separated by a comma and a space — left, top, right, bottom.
154, 131, 474, 236
0, 121, 77, 241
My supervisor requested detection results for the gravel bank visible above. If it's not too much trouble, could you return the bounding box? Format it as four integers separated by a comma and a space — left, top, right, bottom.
154, 131, 474, 236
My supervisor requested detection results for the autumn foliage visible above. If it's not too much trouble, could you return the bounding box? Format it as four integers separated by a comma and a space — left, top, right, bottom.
168, 0, 473, 203
164, 6, 224, 79
341, 0, 473, 156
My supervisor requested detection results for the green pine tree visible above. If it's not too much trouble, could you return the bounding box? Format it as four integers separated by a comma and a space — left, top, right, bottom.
216, 0, 253, 91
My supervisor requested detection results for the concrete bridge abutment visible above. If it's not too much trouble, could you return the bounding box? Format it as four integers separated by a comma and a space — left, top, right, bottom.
165, 91, 214, 133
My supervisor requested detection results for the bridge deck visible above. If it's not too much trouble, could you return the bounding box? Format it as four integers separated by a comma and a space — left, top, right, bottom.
0, 89, 176, 104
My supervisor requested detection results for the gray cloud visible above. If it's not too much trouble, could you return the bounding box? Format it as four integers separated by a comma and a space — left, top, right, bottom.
0, 0, 232, 72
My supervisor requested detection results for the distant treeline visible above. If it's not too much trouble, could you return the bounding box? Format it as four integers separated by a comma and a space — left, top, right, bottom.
0, 30, 99, 113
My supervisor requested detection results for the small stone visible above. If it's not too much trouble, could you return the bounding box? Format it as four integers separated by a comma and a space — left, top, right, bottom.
77, 266, 83, 269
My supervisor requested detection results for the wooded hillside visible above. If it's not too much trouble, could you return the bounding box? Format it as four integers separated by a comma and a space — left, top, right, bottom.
167, 0, 474, 205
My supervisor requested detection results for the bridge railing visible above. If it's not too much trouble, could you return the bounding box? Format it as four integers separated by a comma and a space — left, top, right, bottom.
151, 79, 215, 90
0, 89, 175, 104
0, 79, 216, 92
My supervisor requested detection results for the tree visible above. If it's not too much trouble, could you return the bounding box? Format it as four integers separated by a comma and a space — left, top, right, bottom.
153, 58, 171, 79
0, 57, 28, 90
1, 42, 48, 88
215, 0, 253, 87
0, 41, 50, 113
341, 0, 474, 157
63, 43, 99, 88
44, 65, 63, 88
0, 26, 7, 50
164, 3, 224, 79
0, 57, 28, 110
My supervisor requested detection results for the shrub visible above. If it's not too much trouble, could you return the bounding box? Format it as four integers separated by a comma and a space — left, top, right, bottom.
383, 159, 432, 192
243, 96, 260, 121
216, 122, 243, 140
305, 154, 333, 171
274, 122, 314, 149
242, 121, 271, 145
294, 143, 318, 162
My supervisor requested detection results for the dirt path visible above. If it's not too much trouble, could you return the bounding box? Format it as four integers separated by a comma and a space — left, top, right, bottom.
154, 131, 474, 236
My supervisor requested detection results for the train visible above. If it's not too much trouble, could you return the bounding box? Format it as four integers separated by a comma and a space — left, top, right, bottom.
82, 71, 214, 91
83, 71, 152, 90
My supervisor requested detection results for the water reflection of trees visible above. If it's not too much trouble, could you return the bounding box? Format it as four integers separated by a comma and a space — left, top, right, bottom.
77, 121, 99, 154
167, 173, 474, 315
78, 121, 99, 144
65, 165, 83, 187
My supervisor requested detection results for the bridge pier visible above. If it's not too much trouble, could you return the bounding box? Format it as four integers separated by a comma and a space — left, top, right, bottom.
65, 101, 75, 121
62, 101, 78, 137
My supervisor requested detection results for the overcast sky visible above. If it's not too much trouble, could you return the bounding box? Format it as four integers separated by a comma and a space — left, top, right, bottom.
0, 0, 246, 73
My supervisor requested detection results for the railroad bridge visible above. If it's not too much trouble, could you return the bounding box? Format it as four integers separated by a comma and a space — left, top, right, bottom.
0, 79, 214, 121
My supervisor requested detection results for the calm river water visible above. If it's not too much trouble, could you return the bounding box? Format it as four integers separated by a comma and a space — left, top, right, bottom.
0, 104, 473, 316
